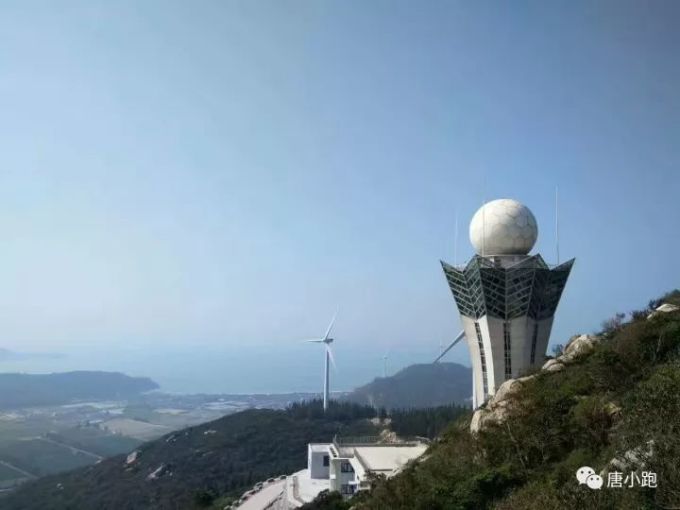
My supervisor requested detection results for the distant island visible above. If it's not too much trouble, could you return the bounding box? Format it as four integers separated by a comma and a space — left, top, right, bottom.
0, 371, 159, 409
344, 362, 471, 409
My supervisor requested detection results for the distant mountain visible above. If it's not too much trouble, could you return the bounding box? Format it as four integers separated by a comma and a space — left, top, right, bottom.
0, 371, 159, 409
344, 362, 471, 409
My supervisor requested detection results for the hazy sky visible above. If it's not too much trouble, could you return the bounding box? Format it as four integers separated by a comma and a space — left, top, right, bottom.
0, 1, 678, 379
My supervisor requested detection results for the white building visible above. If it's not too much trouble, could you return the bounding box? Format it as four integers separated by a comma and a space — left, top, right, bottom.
282, 437, 428, 507
441, 199, 574, 409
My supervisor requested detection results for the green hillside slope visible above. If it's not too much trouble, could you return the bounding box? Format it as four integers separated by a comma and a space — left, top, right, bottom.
0, 401, 379, 510
306, 290, 680, 510
344, 362, 471, 409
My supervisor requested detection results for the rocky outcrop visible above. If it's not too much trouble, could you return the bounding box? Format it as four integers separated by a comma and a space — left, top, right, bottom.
125, 450, 139, 466
540, 333, 601, 371
561, 334, 600, 362
647, 303, 680, 320
470, 408, 490, 434
470, 375, 537, 434
542, 358, 565, 372
470, 403, 508, 435
489, 376, 536, 406
470, 334, 603, 434
602, 440, 654, 475
146, 464, 169, 481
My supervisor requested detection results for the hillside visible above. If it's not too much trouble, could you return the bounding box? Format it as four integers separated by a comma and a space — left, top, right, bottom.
0, 401, 380, 510
0, 398, 471, 510
345, 362, 471, 409
0, 371, 158, 409
305, 290, 680, 509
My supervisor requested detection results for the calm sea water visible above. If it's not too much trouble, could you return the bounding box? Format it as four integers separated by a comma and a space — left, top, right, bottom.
0, 343, 459, 395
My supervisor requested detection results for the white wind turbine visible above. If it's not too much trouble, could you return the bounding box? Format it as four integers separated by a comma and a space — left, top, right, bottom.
304, 309, 338, 412
434, 330, 465, 363
382, 349, 390, 378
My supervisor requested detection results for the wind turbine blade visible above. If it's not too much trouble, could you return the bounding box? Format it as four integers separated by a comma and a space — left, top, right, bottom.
301, 339, 325, 343
326, 345, 338, 372
323, 307, 339, 341
434, 330, 465, 363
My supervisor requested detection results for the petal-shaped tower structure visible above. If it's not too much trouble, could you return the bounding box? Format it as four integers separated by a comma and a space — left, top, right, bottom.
442, 200, 573, 409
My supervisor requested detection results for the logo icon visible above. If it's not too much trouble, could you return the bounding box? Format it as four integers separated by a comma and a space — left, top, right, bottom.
586, 474, 604, 489
576, 466, 603, 490
576, 466, 595, 484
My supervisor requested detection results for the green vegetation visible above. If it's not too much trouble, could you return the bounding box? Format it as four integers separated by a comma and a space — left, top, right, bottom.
46, 427, 142, 457
390, 405, 468, 439
0, 462, 26, 482
0, 415, 142, 490
345, 362, 471, 409
1, 400, 379, 510
305, 290, 680, 509
0, 396, 472, 509
0, 438, 94, 477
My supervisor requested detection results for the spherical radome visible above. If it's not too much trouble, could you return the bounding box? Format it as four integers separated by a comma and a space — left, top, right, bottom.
469, 199, 538, 255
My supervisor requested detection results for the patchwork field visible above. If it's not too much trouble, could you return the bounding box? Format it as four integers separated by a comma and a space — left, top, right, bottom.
0, 391, 315, 494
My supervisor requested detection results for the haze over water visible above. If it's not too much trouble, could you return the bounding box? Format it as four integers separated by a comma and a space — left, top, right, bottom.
0, 344, 441, 395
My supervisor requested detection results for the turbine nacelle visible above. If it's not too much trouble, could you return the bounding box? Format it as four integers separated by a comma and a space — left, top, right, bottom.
305, 337, 333, 345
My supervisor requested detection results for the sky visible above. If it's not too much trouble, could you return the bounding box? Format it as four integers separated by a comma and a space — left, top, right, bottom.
0, 1, 678, 392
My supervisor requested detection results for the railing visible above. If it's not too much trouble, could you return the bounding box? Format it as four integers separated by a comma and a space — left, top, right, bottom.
262, 489, 285, 510
333, 435, 429, 447
334, 435, 382, 445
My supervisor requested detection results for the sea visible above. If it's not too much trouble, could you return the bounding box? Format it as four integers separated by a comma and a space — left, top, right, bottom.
0, 343, 465, 395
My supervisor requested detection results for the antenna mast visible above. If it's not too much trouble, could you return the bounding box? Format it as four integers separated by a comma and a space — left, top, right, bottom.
555, 186, 560, 265
482, 174, 487, 257
454, 207, 459, 266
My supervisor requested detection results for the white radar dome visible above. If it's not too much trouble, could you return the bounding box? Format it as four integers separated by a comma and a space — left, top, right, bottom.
469, 199, 538, 256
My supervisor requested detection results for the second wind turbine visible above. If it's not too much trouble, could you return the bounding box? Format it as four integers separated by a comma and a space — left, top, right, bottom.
305, 309, 338, 412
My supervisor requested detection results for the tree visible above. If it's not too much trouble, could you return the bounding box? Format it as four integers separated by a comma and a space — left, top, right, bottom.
601, 312, 626, 334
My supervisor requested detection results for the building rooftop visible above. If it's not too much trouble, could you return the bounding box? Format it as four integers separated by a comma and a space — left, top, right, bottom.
308, 443, 329, 453
331, 436, 429, 478
351, 444, 428, 474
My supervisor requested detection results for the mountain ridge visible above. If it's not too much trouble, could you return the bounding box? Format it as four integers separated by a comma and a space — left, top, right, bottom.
344, 361, 471, 409
0, 371, 159, 409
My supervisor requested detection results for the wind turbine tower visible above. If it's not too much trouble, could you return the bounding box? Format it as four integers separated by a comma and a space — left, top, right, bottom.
306, 310, 338, 411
